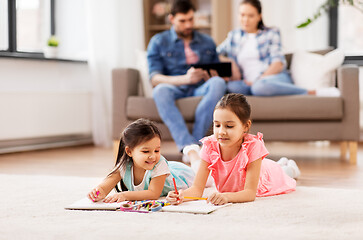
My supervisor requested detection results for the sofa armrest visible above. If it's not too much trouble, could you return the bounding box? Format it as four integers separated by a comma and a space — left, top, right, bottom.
112, 68, 140, 140
337, 64, 360, 140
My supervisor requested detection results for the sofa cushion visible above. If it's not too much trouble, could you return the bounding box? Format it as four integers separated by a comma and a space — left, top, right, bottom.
290, 49, 344, 89
126, 95, 343, 122
127, 96, 202, 122
248, 96, 343, 120
135, 49, 153, 98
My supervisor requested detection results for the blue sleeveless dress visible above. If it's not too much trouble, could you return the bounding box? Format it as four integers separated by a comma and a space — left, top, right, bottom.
122, 155, 195, 197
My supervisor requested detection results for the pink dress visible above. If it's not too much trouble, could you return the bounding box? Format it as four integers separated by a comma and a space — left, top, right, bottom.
200, 133, 296, 197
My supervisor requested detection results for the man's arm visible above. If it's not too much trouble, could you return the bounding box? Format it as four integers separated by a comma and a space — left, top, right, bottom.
151, 68, 209, 87
151, 74, 188, 87
147, 33, 210, 87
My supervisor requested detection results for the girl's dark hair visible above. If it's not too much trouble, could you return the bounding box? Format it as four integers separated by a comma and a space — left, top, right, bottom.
240, 0, 265, 29
170, 0, 195, 16
110, 118, 161, 192
215, 93, 251, 127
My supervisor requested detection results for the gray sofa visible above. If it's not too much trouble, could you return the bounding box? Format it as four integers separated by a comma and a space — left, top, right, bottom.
112, 50, 360, 164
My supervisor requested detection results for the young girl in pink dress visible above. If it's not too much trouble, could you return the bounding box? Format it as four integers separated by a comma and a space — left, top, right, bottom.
167, 93, 300, 205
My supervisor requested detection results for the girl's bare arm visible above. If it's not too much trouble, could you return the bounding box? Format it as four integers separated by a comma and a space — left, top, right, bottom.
167, 160, 210, 204
88, 170, 122, 201
103, 174, 168, 202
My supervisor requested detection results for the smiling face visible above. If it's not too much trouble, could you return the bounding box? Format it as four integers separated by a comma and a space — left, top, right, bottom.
213, 108, 251, 149
239, 3, 261, 33
169, 9, 194, 39
126, 137, 161, 171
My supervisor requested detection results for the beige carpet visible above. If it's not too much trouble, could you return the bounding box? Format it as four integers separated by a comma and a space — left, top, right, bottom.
1, 174, 362, 240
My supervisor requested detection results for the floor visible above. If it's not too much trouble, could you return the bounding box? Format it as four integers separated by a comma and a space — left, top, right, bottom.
0, 141, 362, 189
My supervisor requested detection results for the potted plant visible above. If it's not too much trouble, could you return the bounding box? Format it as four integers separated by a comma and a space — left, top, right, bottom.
297, 0, 362, 28
44, 35, 59, 58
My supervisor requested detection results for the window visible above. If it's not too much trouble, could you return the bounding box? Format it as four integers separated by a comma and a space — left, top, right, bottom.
16, 0, 48, 52
329, 3, 363, 65
338, 5, 363, 56
0, 0, 9, 51
0, 0, 8, 51
0, 0, 53, 56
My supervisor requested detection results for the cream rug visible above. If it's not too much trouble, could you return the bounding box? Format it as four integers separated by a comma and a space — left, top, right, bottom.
1, 174, 362, 240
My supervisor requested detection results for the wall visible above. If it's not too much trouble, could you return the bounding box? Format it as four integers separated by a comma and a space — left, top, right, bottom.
0, 58, 92, 152
0, 0, 92, 153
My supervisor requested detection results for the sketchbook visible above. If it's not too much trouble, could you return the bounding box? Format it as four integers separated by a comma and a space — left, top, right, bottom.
65, 197, 124, 210
65, 198, 231, 214
162, 200, 231, 214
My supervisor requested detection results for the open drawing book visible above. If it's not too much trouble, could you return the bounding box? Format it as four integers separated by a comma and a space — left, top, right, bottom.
162, 200, 232, 214
65, 197, 123, 210
65, 198, 231, 214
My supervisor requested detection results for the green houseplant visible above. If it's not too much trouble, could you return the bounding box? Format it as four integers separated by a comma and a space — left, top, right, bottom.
44, 35, 59, 58
297, 0, 363, 28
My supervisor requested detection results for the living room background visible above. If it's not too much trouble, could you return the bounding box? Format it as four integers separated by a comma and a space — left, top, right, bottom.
0, 0, 362, 151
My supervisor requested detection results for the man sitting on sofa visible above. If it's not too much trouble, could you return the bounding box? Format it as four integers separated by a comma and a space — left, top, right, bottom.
147, 0, 226, 160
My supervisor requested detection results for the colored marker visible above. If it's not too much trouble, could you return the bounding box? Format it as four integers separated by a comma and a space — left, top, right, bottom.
172, 177, 180, 201
120, 209, 149, 213
93, 190, 100, 202
132, 200, 152, 208
183, 196, 208, 200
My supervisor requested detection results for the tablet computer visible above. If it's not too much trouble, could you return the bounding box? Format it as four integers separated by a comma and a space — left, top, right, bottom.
191, 62, 232, 77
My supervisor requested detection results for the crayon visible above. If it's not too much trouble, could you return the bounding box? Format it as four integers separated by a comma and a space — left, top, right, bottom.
183, 196, 208, 200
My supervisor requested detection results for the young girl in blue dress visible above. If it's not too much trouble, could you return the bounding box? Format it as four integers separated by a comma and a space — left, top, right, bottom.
88, 118, 194, 202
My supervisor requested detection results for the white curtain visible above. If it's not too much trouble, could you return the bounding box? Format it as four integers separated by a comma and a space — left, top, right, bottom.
86, 0, 145, 147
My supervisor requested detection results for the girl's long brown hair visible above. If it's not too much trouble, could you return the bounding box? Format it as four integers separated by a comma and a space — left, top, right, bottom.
110, 118, 161, 192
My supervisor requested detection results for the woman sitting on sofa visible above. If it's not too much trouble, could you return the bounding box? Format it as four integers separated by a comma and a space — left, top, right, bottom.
217, 0, 315, 96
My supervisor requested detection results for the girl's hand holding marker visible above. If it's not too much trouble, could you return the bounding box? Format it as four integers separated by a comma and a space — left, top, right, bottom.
166, 189, 184, 205
169, 177, 184, 205
88, 188, 105, 202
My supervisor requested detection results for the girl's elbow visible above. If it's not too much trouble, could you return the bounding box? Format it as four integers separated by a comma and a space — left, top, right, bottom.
146, 190, 162, 200
150, 193, 161, 200
247, 195, 256, 202
192, 185, 205, 197
243, 190, 256, 202
240, 195, 255, 203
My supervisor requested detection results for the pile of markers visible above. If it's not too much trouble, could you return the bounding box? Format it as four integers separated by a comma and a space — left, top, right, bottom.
118, 200, 170, 213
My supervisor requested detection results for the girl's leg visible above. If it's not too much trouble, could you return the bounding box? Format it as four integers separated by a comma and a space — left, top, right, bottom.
277, 157, 289, 166
251, 72, 308, 96
281, 159, 301, 179
281, 166, 295, 179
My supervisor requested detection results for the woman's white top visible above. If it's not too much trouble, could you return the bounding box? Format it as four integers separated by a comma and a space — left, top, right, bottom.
237, 33, 265, 83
